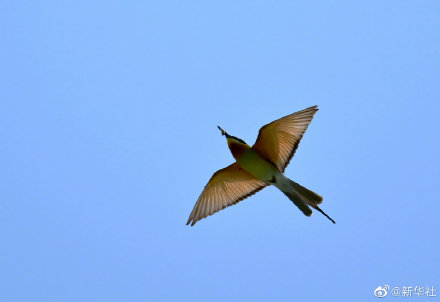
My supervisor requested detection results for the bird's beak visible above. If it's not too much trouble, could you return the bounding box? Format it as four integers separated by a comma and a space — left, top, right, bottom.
217, 126, 227, 136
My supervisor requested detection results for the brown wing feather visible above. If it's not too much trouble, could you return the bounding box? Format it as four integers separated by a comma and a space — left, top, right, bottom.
252, 106, 319, 173
187, 163, 267, 226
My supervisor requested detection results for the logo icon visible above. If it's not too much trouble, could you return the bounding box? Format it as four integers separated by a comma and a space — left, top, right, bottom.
374, 285, 390, 298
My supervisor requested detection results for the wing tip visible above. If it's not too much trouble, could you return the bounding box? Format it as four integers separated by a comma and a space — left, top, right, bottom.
307, 105, 319, 112
186, 217, 198, 226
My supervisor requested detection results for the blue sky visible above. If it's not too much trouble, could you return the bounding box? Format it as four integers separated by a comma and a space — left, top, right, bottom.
1, 1, 439, 301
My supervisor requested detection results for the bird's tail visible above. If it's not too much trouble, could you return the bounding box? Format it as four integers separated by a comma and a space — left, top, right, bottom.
275, 176, 335, 224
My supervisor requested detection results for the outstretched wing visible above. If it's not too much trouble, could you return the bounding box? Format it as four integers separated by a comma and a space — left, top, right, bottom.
187, 163, 267, 226
252, 105, 318, 173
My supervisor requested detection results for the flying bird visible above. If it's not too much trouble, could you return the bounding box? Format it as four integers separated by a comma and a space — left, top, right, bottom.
186, 105, 335, 226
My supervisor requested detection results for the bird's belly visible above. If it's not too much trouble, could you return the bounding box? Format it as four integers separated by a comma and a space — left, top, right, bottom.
236, 149, 278, 183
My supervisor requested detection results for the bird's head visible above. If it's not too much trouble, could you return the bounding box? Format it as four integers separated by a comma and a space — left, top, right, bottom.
217, 126, 249, 158
217, 126, 246, 143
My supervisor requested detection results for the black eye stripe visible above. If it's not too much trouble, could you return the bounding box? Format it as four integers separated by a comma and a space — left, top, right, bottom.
231, 136, 246, 144
224, 133, 247, 144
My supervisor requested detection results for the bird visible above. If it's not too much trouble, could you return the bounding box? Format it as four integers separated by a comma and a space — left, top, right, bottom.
186, 105, 335, 226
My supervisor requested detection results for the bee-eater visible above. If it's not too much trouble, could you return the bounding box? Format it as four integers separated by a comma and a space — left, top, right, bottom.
186, 105, 335, 226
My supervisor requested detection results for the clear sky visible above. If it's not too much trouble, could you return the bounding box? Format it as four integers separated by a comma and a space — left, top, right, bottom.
1, 1, 439, 301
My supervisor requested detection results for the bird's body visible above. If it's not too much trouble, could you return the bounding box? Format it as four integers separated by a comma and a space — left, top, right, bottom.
234, 146, 279, 183
187, 105, 335, 226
